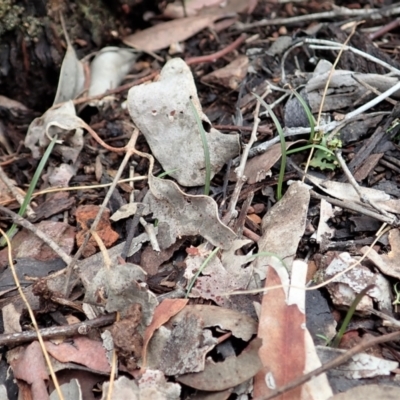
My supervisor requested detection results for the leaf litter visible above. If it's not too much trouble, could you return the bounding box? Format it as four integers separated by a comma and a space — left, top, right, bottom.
2, 2, 400, 399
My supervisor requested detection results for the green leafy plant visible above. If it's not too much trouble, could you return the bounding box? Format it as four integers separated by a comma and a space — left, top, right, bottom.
255, 90, 342, 200
189, 98, 211, 196
0, 135, 59, 247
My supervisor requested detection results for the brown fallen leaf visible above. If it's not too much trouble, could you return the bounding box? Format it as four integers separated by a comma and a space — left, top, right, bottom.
123, 15, 218, 52
11, 341, 49, 400
142, 298, 188, 371
45, 337, 111, 373
201, 55, 249, 90
361, 228, 400, 280
176, 338, 262, 391
75, 205, 119, 257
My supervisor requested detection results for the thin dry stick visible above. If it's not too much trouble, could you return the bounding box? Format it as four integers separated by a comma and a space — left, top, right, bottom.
239, 4, 400, 29
186, 34, 247, 65
0, 176, 148, 207
255, 330, 400, 400
90, 229, 118, 400
0, 166, 36, 219
0, 206, 72, 264
0, 313, 116, 347
334, 149, 396, 220
63, 129, 139, 295
223, 93, 264, 224
0, 228, 64, 400
107, 314, 119, 400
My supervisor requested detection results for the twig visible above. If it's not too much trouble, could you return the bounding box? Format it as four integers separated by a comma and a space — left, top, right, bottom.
121, 203, 145, 260
222, 93, 263, 224
0, 313, 116, 347
335, 149, 394, 219
0, 206, 72, 265
310, 190, 398, 226
0, 166, 35, 219
238, 5, 400, 30
63, 129, 139, 295
255, 330, 400, 400
186, 34, 247, 65
0, 228, 64, 400
369, 18, 400, 40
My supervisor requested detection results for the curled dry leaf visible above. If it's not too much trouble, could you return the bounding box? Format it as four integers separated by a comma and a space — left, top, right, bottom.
128, 58, 240, 187
361, 228, 400, 280
145, 173, 236, 250
53, 37, 85, 105
123, 16, 217, 52
25, 101, 84, 163
88, 47, 138, 99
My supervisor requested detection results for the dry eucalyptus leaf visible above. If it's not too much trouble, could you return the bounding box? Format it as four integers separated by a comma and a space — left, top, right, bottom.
325, 252, 392, 315
123, 16, 217, 52
361, 228, 400, 279
163, 0, 250, 18
317, 347, 398, 379
53, 39, 85, 105
252, 181, 310, 278
83, 263, 157, 325
110, 203, 150, 222
128, 58, 240, 186
176, 338, 262, 391
201, 55, 249, 90
88, 47, 138, 100
145, 174, 236, 250
25, 101, 84, 162
101, 372, 181, 400
306, 174, 400, 214
238, 141, 300, 184
328, 385, 400, 400
172, 305, 257, 341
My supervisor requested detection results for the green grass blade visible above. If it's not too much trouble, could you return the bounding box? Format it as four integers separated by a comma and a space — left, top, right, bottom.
331, 285, 375, 348
185, 247, 219, 298
0, 135, 58, 247
189, 99, 211, 196
286, 144, 335, 156
253, 93, 286, 200
290, 89, 316, 142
